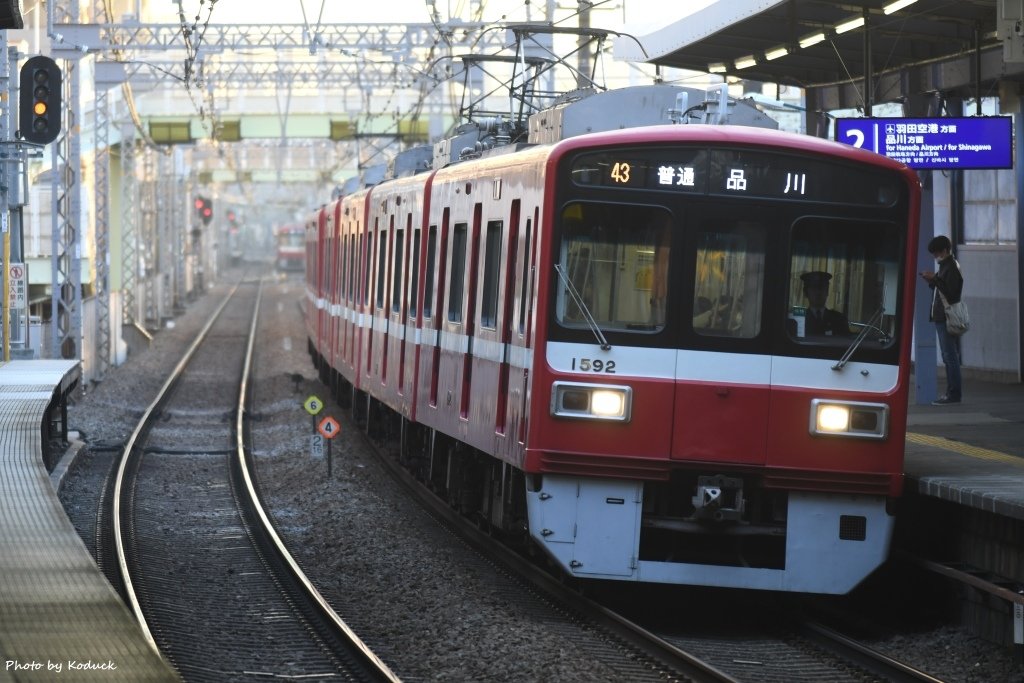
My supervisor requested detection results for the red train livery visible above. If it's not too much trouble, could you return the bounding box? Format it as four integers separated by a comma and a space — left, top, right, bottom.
275, 223, 306, 272
306, 89, 920, 594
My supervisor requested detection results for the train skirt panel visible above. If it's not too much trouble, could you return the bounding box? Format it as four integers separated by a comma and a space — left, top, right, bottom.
527, 475, 893, 593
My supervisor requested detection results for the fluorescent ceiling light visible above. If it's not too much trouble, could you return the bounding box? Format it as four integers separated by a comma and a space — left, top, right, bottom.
835, 16, 865, 34
708, 62, 727, 73
883, 0, 918, 15
765, 46, 789, 61
734, 55, 757, 70
799, 32, 826, 48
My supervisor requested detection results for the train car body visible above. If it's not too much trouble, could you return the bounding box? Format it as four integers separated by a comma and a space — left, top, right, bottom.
305, 206, 328, 371
308, 94, 920, 595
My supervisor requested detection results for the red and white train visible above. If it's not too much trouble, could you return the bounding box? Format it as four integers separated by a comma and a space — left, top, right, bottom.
275, 223, 307, 272
306, 85, 921, 594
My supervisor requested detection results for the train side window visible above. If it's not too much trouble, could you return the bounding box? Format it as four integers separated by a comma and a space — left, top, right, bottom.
362, 228, 372, 307
354, 232, 362, 305
448, 222, 468, 324
692, 222, 765, 339
392, 226, 404, 313
518, 217, 532, 336
340, 235, 348, 302
409, 228, 421, 319
375, 227, 388, 310
423, 225, 437, 319
481, 220, 503, 329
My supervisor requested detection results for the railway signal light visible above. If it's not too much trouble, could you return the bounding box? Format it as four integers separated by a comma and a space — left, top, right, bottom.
0, 0, 25, 29
19, 55, 62, 145
194, 195, 213, 225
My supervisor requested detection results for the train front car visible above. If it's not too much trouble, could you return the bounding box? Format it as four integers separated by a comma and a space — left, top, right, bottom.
275, 224, 307, 272
526, 125, 920, 594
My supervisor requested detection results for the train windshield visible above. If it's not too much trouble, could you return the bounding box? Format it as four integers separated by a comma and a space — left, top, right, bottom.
556, 203, 672, 333
553, 171, 908, 361
786, 217, 901, 347
278, 230, 304, 247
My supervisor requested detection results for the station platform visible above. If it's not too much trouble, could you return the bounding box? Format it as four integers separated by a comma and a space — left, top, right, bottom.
0, 360, 178, 682
904, 377, 1024, 520
899, 375, 1024, 647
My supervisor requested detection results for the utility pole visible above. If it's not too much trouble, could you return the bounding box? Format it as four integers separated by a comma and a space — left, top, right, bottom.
577, 1, 592, 90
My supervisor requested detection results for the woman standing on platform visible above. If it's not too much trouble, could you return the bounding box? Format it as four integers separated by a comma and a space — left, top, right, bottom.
921, 235, 964, 405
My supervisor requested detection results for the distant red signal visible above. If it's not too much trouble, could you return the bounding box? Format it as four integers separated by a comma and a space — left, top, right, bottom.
194, 195, 213, 226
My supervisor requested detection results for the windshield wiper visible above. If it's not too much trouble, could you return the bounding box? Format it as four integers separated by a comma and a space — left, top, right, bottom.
554, 263, 611, 350
832, 305, 884, 372
848, 321, 892, 344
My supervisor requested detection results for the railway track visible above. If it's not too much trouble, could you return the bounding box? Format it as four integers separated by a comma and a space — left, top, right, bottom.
360, 413, 950, 683
101, 276, 397, 682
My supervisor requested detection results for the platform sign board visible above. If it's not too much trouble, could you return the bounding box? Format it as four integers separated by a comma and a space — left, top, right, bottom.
835, 116, 1013, 170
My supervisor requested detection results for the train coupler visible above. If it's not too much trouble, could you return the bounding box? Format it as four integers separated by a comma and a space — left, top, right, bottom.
691, 474, 745, 522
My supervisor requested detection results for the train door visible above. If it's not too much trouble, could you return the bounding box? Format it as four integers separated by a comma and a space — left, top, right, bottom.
494, 200, 520, 438
381, 213, 396, 386
672, 209, 770, 465
365, 217, 384, 382
515, 208, 537, 449
397, 213, 414, 397
459, 205, 482, 421
427, 215, 448, 411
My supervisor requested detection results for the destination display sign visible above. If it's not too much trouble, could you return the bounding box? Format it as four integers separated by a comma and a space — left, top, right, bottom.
570, 147, 901, 206
835, 116, 1013, 170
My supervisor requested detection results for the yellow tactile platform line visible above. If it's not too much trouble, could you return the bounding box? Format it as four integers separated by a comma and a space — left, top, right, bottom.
907, 432, 1024, 467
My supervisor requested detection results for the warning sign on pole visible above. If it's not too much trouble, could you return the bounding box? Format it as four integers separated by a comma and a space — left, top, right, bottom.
8, 263, 25, 309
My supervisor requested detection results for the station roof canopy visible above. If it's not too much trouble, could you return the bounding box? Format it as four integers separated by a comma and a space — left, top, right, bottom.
614, 0, 1017, 109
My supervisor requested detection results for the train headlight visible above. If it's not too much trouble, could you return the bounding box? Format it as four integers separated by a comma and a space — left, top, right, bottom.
551, 382, 632, 422
817, 405, 850, 432
810, 399, 889, 440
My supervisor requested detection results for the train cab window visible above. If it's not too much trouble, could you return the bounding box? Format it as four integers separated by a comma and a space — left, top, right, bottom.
786, 217, 901, 348
555, 202, 671, 333
448, 222, 468, 323
691, 222, 765, 339
481, 220, 503, 329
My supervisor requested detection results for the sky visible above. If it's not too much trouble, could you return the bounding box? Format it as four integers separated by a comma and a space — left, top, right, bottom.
156, 0, 715, 36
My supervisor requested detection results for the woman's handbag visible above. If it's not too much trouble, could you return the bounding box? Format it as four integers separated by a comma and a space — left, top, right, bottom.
938, 290, 970, 336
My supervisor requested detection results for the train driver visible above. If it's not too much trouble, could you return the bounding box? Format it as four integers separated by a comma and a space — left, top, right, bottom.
801, 271, 851, 336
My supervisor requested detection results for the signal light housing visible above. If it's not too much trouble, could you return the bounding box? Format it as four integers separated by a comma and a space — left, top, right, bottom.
194, 195, 214, 226
19, 55, 62, 145
0, 0, 24, 29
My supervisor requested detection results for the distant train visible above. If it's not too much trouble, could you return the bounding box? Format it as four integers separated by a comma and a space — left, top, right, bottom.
305, 85, 921, 594
275, 224, 306, 272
